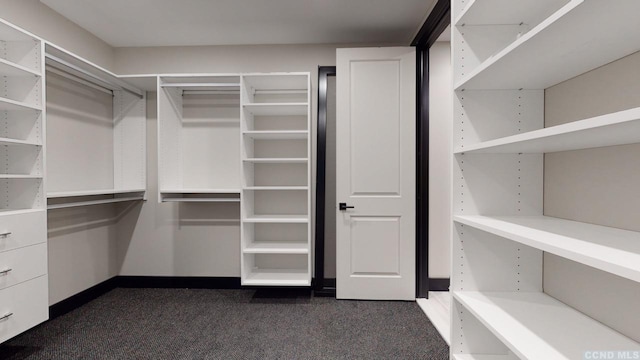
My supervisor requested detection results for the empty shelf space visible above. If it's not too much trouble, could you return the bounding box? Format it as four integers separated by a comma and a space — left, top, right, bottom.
243, 103, 308, 116
455, 107, 640, 154
47, 196, 144, 210
454, 215, 640, 283
0, 97, 41, 112
453, 291, 640, 359
243, 158, 307, 164
0, 137, 41, 147
243, 186, 308, 191
47, 189, 145, 198
454, 0, 567, 26
243, 215, 308, 223
0, 57, 41, 77
456, 1, 640, 90
242, 268, 309, 286
243, 130, 308, 140
0, 175, 41, 179
161, 190, 240, 203
243, 242, 308, 254
243, 74, 309, 92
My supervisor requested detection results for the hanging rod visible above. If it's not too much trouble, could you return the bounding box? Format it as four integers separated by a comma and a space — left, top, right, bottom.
46, 66, 113, 96
45, 54, 144, 99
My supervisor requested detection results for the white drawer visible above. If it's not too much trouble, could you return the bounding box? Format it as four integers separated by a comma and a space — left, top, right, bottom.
0, 243, 47, 290
0, 275, 48, 343
0, 210, 46, 253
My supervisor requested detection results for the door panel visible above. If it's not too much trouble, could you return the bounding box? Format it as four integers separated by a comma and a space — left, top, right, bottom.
336, 47, 416, 300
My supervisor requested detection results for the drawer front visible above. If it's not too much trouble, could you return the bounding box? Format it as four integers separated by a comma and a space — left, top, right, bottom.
0, 210, 46, 253
0, 244, 47, 290
0, 276, 48, 343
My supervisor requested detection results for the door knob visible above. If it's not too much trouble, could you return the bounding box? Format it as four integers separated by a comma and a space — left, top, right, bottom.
339, 202, 354, 211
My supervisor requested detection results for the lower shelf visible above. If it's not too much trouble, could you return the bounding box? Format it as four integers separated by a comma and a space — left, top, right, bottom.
243, 241, 308, 254
453, 291, 640, 359
242, 269, 309, 286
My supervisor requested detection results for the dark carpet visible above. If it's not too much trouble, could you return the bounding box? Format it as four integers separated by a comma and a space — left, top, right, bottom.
0, 288, 449, 359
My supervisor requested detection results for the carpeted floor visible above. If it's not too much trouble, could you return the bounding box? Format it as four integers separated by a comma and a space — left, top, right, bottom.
0, 288, 449, 359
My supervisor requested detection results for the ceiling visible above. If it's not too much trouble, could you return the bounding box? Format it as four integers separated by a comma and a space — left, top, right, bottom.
41, 0, 437, 48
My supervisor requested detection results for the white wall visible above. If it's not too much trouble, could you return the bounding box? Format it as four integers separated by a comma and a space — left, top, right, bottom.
0, 0, 114, 70
544, 50, 640, 342
428, 41, 452, 279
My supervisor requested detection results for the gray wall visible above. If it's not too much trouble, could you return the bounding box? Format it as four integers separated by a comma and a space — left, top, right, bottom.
544, 51, 640, 342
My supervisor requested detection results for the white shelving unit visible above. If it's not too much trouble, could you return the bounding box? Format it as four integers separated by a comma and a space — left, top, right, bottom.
451, 1, 640, 358
240, 73, 311, 286
0, 18, 48, 343
44, 44, 146, 210
157, 75, 241, 202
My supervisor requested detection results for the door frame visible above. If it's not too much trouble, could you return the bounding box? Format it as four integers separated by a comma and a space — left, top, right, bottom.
313, 0, 450, 297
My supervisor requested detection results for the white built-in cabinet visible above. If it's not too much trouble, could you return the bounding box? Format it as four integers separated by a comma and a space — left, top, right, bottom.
0, 18, 48, 343
240, 74, 311, 286
157, 73, 311, 286
451, 0, 640, 359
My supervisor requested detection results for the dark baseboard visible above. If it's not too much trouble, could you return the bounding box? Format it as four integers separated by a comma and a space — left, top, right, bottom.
118, 276, 241, 289
49, 277, 119, 319
314, 278, 336, 297
429, 278, 450, 292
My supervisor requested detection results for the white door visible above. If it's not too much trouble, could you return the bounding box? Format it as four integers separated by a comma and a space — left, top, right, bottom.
336, 47, 416, 300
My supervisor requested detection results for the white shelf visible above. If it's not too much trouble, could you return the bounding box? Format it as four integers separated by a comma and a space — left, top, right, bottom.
456, 1, 640, 90
243, 215, 308, 223
0, 57, 41, 77
0, 208, 44, 216
243, 103, 308, 116
454, 215, 640, 283
0, 97, 41, 112
453, 355, 515, 360
242, 74, 309, 91
243, 186, 308, 191
47, 189, 145, 198
243, 158, 308, 164
0, 137, 41, 147
455, 107, 640, 154
454, 0, 566, 27
243, 130, 308, 140
161, 82, 240, 88
163, 198, 240, 203
243, 242, 308, 254
160, 189, 240, 194
47, 196, 144, 210
453, 291, 640, 359
0, 174, 41, 179
243, 268, 309, 286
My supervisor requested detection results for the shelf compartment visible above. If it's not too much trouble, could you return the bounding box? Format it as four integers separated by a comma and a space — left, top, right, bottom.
455, 0, 569, 27
456, 1, 640, 90
455, 107, 640, 154
243, 103, 308, 116
0, 58, 41, 78
453, 291, 640, 359
243, 242, 308, 254
243, 215, 308, 223
242, 268, 309, 286
0, 97, 42, 112
243, 130, 308, 140
454, 215, 640, 283
161, 191, 240, 203
243, 252, 310, 286
243, 74, 309, 92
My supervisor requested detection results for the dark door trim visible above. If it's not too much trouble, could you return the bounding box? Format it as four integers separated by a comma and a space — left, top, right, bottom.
413, 0, 451, 298
314, 66, 336, 297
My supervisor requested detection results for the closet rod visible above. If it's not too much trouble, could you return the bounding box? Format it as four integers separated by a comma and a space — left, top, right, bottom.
46, 66, 113, 96
45, 54, 144, 99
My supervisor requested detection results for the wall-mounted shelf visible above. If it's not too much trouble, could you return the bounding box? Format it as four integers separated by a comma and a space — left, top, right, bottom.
0, 97, 42, 112
242, 268, 309, 286
243, 186, 308, 191
243, 215, 308, 223
454, 215, 640, 283
243, 103, 308, 116
455, 107, 640, 154
243, 158, 307, 164
47, 189, 146, 198
47, 196, 144, 210
453, 291, 640, 359
0, 57, 41, 77
455, 1, 640, 90
160, 190, 240, 203
0, 137, 42, 147
243, 242, 308, 254
454, 0, 568, 27
0, 175, 42, 179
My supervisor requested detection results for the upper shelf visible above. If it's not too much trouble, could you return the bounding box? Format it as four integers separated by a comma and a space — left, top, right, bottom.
243, 74, 308, 92
453, 291, 640, 360
455, 0, 640, 90
47, 189, 145, 198
455, 107, 640, 154
454, 0, 568, 27
0, 57, 41, 77
0, 96, 42, 112
454, 215, 640, 283
243, 103, 308, 116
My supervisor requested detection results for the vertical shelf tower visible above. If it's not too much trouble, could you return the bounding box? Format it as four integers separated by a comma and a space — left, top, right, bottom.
0, 19, 48, 342
451, 0, 640, 359
240, 73, 311, 286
